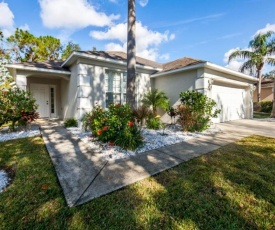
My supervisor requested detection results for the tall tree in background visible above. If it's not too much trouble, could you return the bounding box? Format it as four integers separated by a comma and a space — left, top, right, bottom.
126, 0, 136, 108
228, 31, 275, 102
61, 41, 81, 60
7, 28, 62, 62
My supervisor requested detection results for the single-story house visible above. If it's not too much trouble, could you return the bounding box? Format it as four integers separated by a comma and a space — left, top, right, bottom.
253, 79, 274, 102
7, 51, 257, 124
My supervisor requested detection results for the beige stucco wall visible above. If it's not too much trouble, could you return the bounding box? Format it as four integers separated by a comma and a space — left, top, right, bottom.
152, 69, 198, 122
253, 87, 273, 102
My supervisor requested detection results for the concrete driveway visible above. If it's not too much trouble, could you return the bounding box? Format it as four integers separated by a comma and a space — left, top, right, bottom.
40, 119, 275, 207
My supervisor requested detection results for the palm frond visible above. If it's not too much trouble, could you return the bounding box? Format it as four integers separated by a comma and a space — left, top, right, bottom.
266, 57, 275, 66
228, 50, 253, 62
239, 60, 255, 73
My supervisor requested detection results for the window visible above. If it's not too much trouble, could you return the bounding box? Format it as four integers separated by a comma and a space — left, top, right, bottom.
105, 70, 126, 108
50, 87, 55, 114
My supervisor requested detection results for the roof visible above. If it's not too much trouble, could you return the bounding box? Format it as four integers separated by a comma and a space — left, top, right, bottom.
161, 57, 206, 73
75, 51, 163, 69
8, 60, 69, 72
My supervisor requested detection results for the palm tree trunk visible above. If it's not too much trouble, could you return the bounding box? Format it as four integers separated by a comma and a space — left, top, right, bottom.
126, 0, 136, 109
257, 69, 262, 102
271, 78, 275, 118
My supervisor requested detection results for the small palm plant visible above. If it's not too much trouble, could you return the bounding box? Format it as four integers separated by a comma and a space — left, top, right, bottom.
141, 89, 169, 115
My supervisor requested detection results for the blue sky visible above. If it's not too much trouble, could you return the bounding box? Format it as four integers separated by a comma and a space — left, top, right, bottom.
0, 0, 274, 71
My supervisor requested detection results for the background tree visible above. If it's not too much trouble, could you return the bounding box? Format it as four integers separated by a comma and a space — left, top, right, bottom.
126, 0, 136, 109
141, 89, 169, 115
61, 41, 81, 60
228, 31, 275, 102
7, 28, 62, 62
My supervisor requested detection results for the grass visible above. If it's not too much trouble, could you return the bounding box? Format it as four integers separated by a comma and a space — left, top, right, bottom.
0, 135, 275, 229
253, 112, 271, 119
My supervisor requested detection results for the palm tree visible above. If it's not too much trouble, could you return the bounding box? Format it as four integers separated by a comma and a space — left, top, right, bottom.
126, 0, 136, 109
228, 31, 275, 102
141, 89, 169, 115
271, 71, 275, 118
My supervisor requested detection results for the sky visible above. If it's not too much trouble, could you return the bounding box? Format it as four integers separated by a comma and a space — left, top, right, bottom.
0, 0, 275, 72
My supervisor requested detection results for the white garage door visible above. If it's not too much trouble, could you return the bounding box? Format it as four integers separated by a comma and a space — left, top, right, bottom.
212, 85, 246, 123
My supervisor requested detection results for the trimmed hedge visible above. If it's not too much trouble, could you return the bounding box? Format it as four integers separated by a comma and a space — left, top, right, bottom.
253, 101, 273, 113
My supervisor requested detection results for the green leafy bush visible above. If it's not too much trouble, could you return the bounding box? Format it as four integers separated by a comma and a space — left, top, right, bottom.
64, 118, 78, 128
141, 89, 169, 115
260, 101, 272, 113
253, 101, 273, 113
178, 90, 220, 132
146, 115, 163, 130
83, 103, 143, 150
0, 88, 39, 131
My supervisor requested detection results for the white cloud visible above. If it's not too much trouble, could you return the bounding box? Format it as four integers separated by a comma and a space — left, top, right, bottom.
223, 48, 243, 71
159, 53, 170, 61
39, 0, 120, 29
254, 23, 275, 36
90, 22, 175, 61
19, 24, 30, 31
138, 0, 149, 7
0, 2, 14, 35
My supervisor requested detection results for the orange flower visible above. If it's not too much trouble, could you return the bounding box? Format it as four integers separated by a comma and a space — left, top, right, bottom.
128, 121, 134, 127
97, 130, 102, 135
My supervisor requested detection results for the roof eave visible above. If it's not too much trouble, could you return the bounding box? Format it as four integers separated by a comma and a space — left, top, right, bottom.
61, 52, 162, 71
6, 64, 71, 75
151, 61, 258, 83
151, 62, 206, 78
205, 62, 258, 82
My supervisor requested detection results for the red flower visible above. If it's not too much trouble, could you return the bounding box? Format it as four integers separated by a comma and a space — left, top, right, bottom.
103, 126, 108, 131
115, 103, 120, 106
109, 142, 115, 146
128, 121, 134, 127
97, 130, 102, 135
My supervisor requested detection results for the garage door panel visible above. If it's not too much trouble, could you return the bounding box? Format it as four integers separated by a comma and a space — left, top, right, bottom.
212, 85, 246, 123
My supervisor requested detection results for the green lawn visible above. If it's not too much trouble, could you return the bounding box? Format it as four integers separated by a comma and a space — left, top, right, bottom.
0, 135, 274, 229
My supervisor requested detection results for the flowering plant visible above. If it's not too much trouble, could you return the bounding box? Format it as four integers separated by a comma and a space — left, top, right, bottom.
82, 103, 143, 150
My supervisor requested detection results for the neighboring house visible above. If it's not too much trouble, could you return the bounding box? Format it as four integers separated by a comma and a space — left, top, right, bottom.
253, 79, 274, 102
7, 51, 257, 124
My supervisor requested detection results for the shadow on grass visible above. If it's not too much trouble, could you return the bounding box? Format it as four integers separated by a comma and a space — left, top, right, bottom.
0, 135, 274, 229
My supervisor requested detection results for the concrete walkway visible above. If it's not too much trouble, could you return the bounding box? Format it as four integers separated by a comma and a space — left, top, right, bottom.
40, 119, 275, 207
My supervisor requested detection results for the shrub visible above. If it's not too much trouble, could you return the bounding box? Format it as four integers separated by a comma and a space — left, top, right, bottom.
83, 103, 143, 150
178, 90, 220, 132
146, 115, 163, 130
141, 89, 169, 115
81, 111, 94, 131
260, 101, 273, 113
253, 101, 273, 113
176, 104, 193, 131
64, 118, 78, 128
132, 105, 151, 126
115, 124, 143, 150
0, 88, 39, 131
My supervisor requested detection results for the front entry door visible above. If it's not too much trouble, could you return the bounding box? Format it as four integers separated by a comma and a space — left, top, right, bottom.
30, 84, 50, 118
